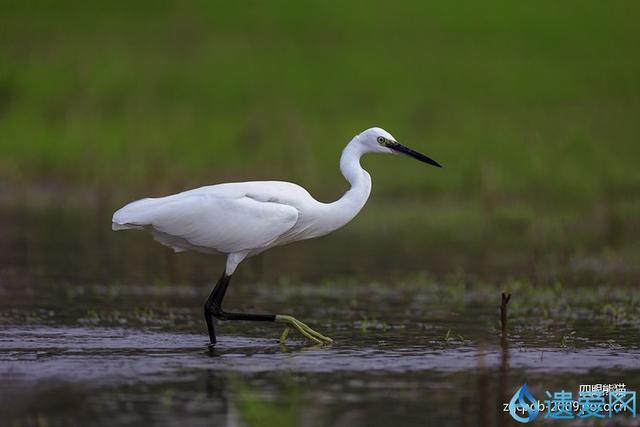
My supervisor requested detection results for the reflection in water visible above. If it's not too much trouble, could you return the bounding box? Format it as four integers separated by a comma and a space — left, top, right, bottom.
498, 294, 510, 427
3, 326, 640, 426
498, 335, 510, 427
203, 371, 236, 427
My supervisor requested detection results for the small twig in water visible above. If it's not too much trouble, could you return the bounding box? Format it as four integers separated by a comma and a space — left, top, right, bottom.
500, 292, 511, 336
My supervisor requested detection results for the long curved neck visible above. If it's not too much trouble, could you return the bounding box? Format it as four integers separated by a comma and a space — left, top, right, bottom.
326, 136, 372, 229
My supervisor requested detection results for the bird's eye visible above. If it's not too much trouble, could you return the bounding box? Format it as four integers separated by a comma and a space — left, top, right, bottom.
377, 137, 385, 144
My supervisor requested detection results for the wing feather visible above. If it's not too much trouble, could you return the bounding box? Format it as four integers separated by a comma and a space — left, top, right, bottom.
113, 193, 299, 254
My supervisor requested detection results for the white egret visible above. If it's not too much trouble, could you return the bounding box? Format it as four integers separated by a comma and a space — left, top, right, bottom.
112, 127, 441, 345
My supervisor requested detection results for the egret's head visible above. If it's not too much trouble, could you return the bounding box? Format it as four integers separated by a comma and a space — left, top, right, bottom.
357, 127, 442, 168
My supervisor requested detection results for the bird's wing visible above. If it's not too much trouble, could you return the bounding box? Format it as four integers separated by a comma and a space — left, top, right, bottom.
114, 193, 299, 254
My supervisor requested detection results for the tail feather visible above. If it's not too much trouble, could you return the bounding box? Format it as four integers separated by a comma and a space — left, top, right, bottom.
111, 196, 197, 253
112, 197, 163, 230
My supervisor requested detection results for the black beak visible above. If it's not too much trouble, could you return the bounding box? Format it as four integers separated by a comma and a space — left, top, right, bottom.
387, 141, 442, 168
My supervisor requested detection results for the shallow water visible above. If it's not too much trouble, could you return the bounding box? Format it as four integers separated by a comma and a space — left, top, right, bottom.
1, 206, 640, 426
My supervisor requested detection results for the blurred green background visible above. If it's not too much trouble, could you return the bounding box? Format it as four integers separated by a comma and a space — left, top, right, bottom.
1, 0, 639, 210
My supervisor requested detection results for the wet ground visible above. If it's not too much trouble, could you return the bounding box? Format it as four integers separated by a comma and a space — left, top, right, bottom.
1, 205, 640, 426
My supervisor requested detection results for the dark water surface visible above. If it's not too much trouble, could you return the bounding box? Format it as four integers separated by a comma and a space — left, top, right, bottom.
1, 206, 640, 426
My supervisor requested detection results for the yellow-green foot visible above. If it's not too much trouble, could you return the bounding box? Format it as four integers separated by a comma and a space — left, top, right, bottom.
275, 314, 333, 345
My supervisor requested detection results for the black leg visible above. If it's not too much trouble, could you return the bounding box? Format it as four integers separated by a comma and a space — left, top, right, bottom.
203, 271, 276, 345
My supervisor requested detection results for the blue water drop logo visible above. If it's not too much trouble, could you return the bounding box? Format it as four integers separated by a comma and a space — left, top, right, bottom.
509, 384, 540, 423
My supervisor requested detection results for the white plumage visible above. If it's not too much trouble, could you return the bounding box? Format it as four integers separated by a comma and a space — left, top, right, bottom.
113, 182, 301, 255
112, 178, 360, 273
112, 127, 440, 345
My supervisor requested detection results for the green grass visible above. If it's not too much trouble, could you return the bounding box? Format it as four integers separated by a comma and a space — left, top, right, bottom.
1, 1, 639, 207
